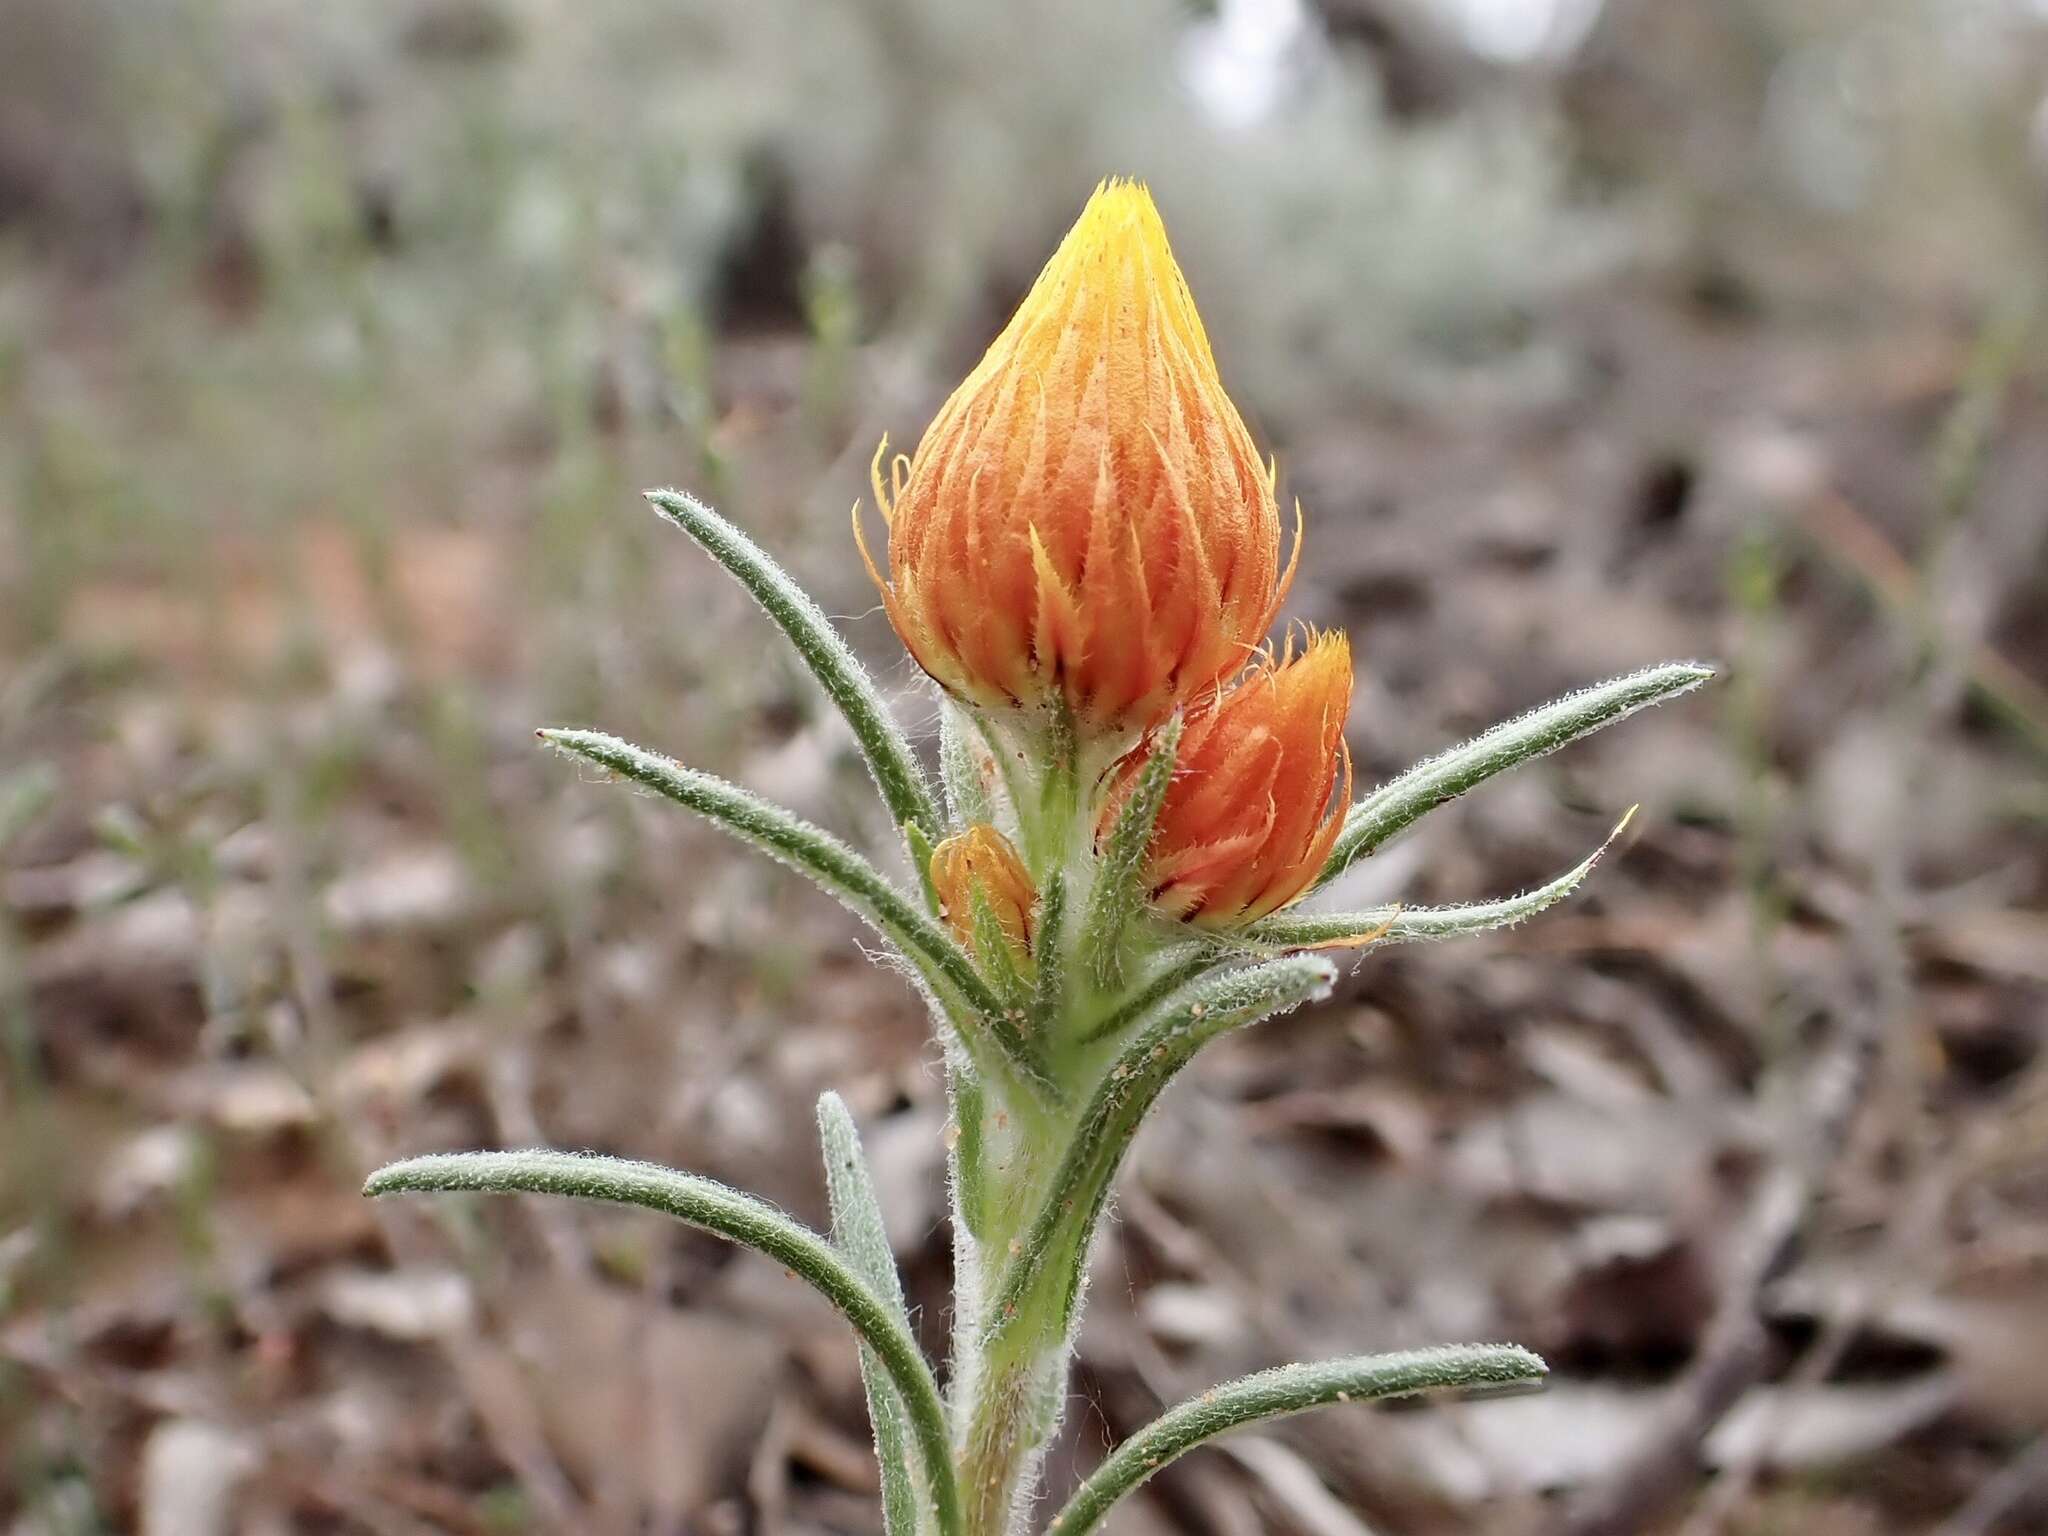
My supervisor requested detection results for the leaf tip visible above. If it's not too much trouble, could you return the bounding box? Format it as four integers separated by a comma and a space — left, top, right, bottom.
1652, 660, 1719, 698
535, 727, 590, 757
361, 1164, 400, 1198
815, 1088, 853, 1134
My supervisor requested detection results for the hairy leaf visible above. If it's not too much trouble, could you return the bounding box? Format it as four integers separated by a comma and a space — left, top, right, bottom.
367, 1150, 960, 1535
817, 1096, 923, 1536
540, 728, 1054, 1099
1257, 808, 1634, 950
648, 489, 940, 837
1320, 662, 1709, 882
1049, 1344, 1547, 1534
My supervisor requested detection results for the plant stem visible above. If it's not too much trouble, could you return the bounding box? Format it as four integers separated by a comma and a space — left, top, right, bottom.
948, 715, 1099, 1534
948, 1105, 1074, 1536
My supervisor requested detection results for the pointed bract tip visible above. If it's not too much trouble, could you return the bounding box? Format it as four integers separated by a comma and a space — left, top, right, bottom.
1663, 661, 1718, 687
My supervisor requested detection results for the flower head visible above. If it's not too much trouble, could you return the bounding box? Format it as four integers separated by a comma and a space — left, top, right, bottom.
858, 179, 1293, 733
930, 822, 1038, 958
1136, 628, 1353, 926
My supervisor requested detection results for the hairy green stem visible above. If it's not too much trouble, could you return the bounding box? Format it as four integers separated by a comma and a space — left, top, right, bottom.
951, 956, 1338, 1533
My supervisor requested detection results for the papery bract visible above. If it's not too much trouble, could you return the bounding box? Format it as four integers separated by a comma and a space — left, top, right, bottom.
1139, 628, 1354, 926
858, 179, 1292, 733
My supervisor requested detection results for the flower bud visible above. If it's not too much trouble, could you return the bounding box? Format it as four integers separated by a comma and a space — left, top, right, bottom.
1140, 628, 1353, 926
930, 823, 1037, 958
858, 179, 1292, 732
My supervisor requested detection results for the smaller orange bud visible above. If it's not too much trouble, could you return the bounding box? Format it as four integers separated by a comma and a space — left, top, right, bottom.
930, 823, 1038, 957
1138, 628, 1354, 926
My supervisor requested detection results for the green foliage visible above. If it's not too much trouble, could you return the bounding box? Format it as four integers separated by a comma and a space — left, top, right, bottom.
1265, 808, 1638, 950
1320, 663, 1713, 883
1080, 712, 1182, 987
818, 1094, 926, 1536
380, 448, 1701, 1533
366, 1150, 962, 1535
646, 489, 940, 838
1050, 1344, 1547, 1534
537, 727, 1054, 1098
983, 957, 1341, 1371
493, 526, 1700, 1531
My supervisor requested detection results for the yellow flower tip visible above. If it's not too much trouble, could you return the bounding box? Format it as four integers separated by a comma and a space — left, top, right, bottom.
859, 180, 1289, 732
930, 823, 1038, 957
1135, 626, 1355, 928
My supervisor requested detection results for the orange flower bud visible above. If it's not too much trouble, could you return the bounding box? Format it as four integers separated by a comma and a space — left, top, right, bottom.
1140, 628, 1354, 926
858, 179, 1294, 732
930, 823, 1037, 956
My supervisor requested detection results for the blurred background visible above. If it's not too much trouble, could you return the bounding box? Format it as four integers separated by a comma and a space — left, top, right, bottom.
3, 0, 2046, 1531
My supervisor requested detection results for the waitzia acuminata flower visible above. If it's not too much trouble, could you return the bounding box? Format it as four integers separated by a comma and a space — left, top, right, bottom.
857, 180, 1291, 732
366, 179, 1714, 1536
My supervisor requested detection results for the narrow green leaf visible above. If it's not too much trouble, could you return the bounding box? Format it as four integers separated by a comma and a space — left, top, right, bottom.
1320, 662, 1711, 884
365, 1150, 960, 1536
1256, 807, 1634, 951
540, 728, 1056, 1100
951, 1069, 991, 1245
647, 489, 940, 838
1030, 874, 1068, 1036
904, 819, 942, 917
1049, 1344, 1547, 1535
987, 956, 1338, 1350
816, 1095, 923, 1536
969, 885, 1033, 1014
938, 700, 996, 830
1081, 713, 1183, 987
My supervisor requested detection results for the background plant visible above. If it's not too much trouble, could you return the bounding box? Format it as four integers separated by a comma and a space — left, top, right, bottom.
366, 183, 1710, 1534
